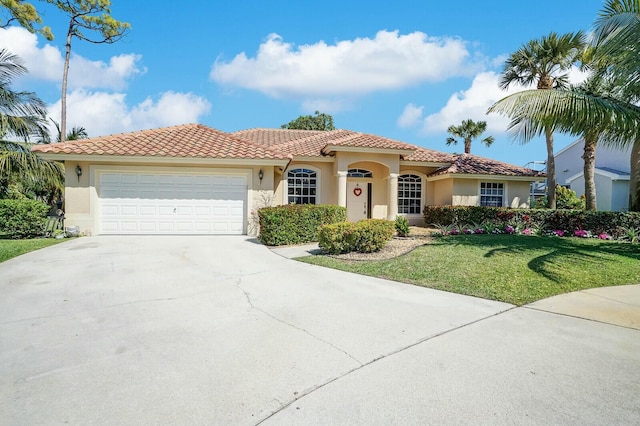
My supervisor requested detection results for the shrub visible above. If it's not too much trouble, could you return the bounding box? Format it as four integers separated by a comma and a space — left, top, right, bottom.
0, 199, 50, 239
353, 219, 395, 253
423, 205, 640, 237
534, 185, 585, 210
395, 215, 410, 237
318, 219, 395, 254
318, 222, 358, 254
258, 204, 346, 246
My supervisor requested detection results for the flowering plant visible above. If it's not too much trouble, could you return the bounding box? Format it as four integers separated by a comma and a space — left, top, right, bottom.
475, 228, 485, 234
574, 229, 589, 238
597, 233, 611, 240
522, 228, 533, 235
504, 225, 515, 234
553, 230, 565, 237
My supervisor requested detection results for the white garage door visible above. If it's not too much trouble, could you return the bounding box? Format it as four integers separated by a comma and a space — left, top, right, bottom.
99, 171, 247, 235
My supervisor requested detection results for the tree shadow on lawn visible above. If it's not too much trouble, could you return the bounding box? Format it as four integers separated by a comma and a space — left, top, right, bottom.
438, 235, 640, 284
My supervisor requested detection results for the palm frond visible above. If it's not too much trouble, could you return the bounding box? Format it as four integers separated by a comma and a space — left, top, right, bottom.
488, 89, 640, 147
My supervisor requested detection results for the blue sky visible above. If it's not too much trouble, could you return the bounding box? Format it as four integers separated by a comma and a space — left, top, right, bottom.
1, 0, 604, 166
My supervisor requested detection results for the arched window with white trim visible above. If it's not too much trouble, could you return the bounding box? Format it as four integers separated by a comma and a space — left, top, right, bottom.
398, 174, 422, 214
287, 168, 317, 204
347, 169, 373, 178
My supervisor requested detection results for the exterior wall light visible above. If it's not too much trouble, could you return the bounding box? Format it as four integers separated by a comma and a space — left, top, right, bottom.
258, 169, 264, 183
75, 165, 83, 181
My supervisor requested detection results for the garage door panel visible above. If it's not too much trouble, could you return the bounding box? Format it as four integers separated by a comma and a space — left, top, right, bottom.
139, 222, 157, 232
121, 205, 138, 216
99, 171, 246, 235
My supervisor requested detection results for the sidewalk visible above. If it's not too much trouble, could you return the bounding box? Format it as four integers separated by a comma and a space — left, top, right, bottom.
527, 284, 640, 329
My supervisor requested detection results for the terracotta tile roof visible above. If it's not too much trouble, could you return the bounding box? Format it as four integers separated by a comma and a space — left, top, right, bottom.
233, 128, 355, 157
31, 123, 288, 160
320, 132, 416, 153
429, 154, 546, 178
31, 125, 543, 179
403, 146, 457, 163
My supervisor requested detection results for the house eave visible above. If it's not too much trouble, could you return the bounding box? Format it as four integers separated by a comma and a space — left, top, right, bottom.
289, 155, 335, 163
567, 168, 630, 182
401, 161, 451, 168
321, 145, 414, 156
427, 173, 546, 182
33, 153, 290, 167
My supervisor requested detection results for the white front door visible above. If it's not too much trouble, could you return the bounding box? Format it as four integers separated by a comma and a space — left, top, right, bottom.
347, 182, 368, 222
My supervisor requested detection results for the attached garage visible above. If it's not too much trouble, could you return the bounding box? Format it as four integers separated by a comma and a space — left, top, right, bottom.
98, 169, 247, 235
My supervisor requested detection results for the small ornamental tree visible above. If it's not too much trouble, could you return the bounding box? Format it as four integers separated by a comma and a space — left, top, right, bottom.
281, 111, 335, 131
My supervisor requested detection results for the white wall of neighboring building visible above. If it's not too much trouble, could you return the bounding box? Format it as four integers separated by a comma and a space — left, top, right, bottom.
612, 180, 630, 212
556, 139, 632, 211
555, 139, 632, 186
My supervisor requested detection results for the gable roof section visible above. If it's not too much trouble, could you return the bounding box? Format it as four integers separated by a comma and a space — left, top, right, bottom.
233, 128, 353, 157
32, 123, 287, 160
234, 128, 419, 157
429, 154, 546, 178
403, 146, 456, 164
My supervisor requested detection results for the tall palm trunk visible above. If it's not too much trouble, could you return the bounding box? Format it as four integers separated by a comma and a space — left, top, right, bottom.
464, 139, 471, 154
583, 134, 598, 210
630, 138, 640, 212
60, 21, 74, 144
544, 126, 557, 209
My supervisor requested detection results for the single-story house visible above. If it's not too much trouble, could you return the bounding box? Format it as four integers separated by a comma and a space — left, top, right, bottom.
32, 124, 545, 235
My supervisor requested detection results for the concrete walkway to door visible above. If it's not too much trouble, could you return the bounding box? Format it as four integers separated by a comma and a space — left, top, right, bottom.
1, 236, 638, 425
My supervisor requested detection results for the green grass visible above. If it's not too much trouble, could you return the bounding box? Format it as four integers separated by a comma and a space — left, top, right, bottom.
298, 235, 640, 305
0, 238, 65, 263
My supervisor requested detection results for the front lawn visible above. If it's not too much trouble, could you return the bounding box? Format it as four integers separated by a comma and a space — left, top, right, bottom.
298, 235, 640, 305
0, 239, 64, 263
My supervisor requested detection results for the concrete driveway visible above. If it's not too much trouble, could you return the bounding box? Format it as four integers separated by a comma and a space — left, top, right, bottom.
1, 236, 638, 425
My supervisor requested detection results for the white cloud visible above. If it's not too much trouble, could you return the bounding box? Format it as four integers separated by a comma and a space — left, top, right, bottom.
397, 103, 424, 128
211, 31, 479, 100
419, 71, 519, 134
47, 90, 211, 136
0, 26, 145, 90
412, 65, 593, 135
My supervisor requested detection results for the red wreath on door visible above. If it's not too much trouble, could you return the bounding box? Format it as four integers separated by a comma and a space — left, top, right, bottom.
353, 187, 362, 196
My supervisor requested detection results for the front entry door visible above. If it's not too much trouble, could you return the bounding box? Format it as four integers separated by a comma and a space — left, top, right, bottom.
347, 182, 368, 222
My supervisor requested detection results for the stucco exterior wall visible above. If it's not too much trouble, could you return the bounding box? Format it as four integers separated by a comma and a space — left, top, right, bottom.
612, 180, 630, 212
448, 178, 531, 208
508, 181, 532, 208
431, 179, 453, 205
62, 161, 93, 233
452, 179, 479, 206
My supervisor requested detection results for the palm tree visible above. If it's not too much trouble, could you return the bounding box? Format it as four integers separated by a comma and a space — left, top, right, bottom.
0, 49, 64, 201
593, 0, 640, 211
445, 119, 494, 154
498, 31, 586, 209
489, 2, 640, 211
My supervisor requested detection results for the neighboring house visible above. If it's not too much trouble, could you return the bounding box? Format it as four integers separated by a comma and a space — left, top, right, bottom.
32, 124, 544, 235
555, 138, 631, 211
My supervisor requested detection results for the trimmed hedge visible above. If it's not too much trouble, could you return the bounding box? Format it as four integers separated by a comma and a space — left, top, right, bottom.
258, 204, 347, 246
423, 205, 640, 237
318, 219, 395, 254
0, 199, 50, 239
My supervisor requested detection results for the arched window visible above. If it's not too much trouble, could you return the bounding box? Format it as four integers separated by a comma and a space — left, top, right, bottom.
347, 169, 373, 178
287, 168, 317, 204
398, 174, 422, 214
